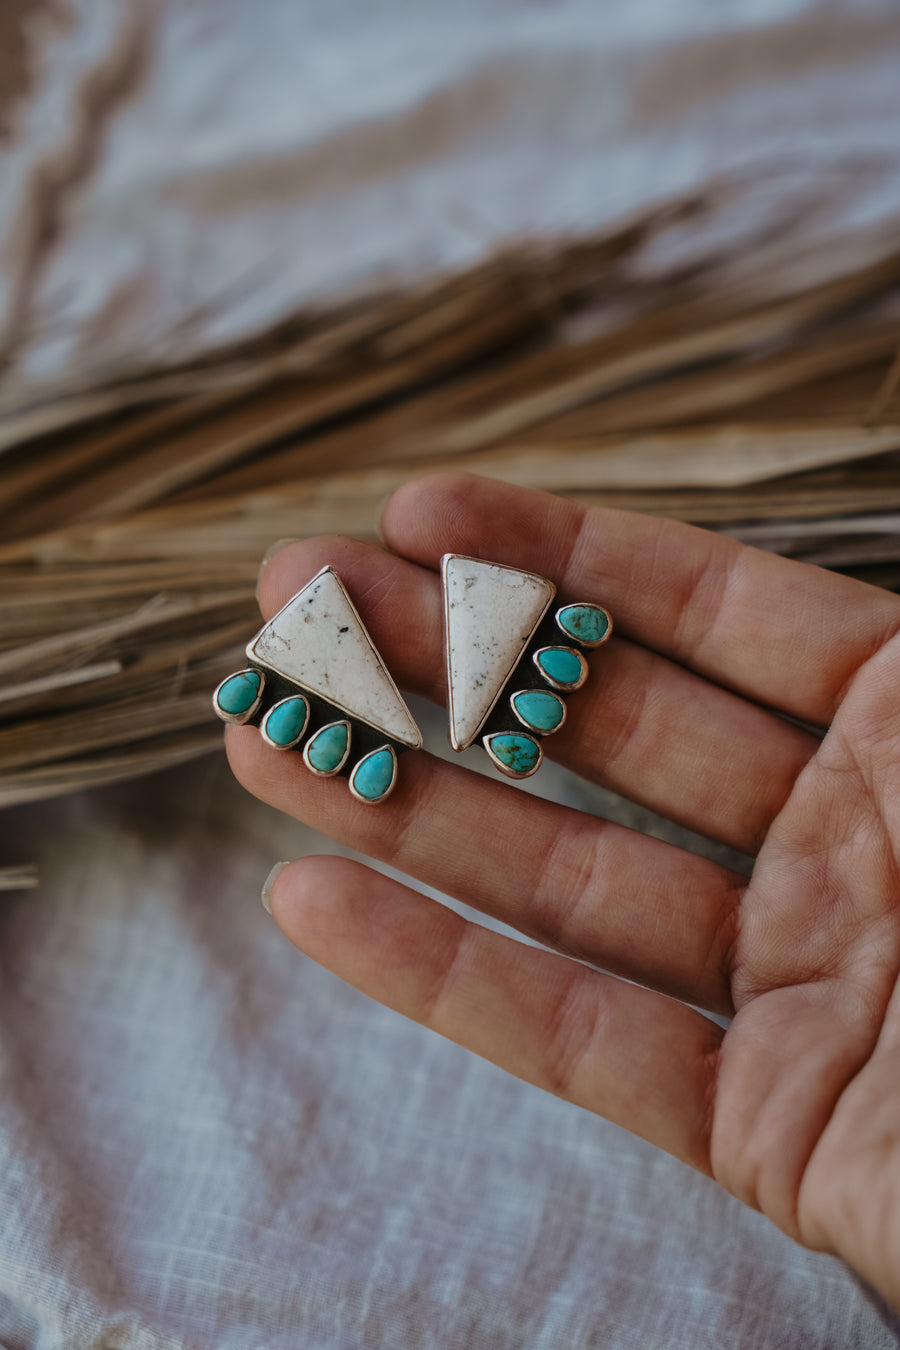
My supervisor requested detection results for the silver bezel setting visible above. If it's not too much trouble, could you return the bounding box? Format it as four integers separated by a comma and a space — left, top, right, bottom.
348, 743, 398, 804
440, 553, 556, 752
212, 668, 265, 725
482, 732, 543, 780
509, 688, 567, 736
531, 645, 588, 692
302, 719, 352, 777
247, 566, 423, 750
260, 695, 311, 750
555, 604, 613, 649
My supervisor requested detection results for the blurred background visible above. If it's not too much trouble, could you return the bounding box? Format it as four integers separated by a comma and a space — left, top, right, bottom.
2, 3, 900, 1347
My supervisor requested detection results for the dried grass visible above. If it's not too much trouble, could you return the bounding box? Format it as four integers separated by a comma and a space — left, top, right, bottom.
2, 186, 899, 808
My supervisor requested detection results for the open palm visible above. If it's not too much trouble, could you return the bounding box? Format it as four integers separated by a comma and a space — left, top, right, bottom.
227, 474, 900, 1305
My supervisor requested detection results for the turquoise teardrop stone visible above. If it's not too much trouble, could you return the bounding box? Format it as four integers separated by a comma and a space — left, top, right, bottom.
351, 747, 396, 802
264, 696, 309, 747
511, 689, 565, 734
216, 669, 261, 716
306, 722, 350, 773
534, 647, 585, 688
485, 732, 541, 776
556, 603, 610, 646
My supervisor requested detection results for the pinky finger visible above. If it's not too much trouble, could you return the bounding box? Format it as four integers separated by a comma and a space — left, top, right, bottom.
267, 856, 723, 1173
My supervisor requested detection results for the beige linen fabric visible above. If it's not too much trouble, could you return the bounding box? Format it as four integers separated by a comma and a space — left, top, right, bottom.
1, 729, 899, 1348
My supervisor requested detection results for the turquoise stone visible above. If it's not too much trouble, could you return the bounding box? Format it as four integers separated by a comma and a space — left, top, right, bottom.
556, 603, 610, 647
263, 696, 309, 747
484, 732, 541, 776
511, 689, 565, 734
216, 669, 261, 717
305, 721, 350, 774
534, 646, 585, 689
350, 747, 397, 802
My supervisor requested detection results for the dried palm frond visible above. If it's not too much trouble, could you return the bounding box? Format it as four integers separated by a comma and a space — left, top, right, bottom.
2, 186, 899, 808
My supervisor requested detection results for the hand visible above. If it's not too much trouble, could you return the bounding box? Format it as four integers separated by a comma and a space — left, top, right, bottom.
227, 473, 900, 1305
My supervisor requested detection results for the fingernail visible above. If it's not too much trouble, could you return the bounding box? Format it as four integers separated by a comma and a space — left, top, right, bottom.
256, 539, 301, 600
261, 860, 291, 915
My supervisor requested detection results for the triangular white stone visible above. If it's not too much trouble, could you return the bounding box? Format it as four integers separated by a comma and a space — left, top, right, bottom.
442, 555, 555, 751
247, 568, 422, 749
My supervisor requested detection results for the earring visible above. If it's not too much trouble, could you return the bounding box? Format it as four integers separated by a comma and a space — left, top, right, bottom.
441, 554, 610, 779
214, 566, 422, 803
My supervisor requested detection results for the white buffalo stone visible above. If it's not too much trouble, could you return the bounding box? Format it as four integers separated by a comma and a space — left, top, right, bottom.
442, 555, 555, 751
248, 568, 422, 749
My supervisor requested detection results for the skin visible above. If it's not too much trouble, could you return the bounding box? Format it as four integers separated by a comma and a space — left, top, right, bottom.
227, 472, 900, 1306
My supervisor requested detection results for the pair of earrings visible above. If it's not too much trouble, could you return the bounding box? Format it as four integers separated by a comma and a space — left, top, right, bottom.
213, 556, 611, 804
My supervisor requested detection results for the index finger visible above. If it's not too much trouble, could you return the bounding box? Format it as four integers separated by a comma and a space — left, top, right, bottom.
381, 474, 900, 726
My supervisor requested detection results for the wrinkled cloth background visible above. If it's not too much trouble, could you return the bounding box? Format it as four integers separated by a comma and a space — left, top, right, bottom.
3, 2, 900, 1347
